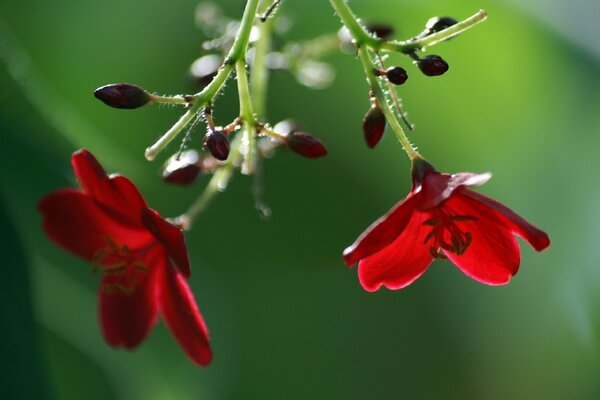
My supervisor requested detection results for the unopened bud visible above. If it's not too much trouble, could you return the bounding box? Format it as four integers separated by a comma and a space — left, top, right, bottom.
417, 55, 449, 76
204, 130, 230, 161
362, 106, 386, 148
385, 66, 408, 85
365, 23, 394, 40
162, 150, 201, 185
285, 132, 327, 159
94, 83, 151, 109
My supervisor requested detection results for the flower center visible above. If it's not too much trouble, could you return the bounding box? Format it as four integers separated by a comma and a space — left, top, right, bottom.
92, 237, 149, 295
422, 211, 477, 259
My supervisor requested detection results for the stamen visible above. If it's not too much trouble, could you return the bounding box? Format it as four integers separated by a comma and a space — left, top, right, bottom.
422, 211, 477, 257
134, 262, 149, 272
91, 237, 149, 288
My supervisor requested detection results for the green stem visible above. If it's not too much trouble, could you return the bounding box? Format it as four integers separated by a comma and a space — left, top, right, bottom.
236, 60, 255, 124
236, 59, 257, 174
381, 10, 488, 53
144, 0, 260, 161
226, 0, 261, 63
149, 94, 188, 105
329, 0, 486, 54
329, 0, 380, 48
176, 136, 242, 230
250, 15, 273, 116
375, 53, 412, 130
358, 46, 420, 161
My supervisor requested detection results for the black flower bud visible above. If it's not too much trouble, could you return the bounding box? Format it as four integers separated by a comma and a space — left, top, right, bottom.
94, 83, 151, 109
385, 66, 408, 85
162, 150, 202, 186
204, 130, 230, 161
362, 106, 386, 148
366, 23, 395, 40
285, 132, 327, 159
417, 55, 449, 76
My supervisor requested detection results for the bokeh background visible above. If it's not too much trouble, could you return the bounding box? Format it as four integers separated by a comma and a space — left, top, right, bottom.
1, 0, 599, 398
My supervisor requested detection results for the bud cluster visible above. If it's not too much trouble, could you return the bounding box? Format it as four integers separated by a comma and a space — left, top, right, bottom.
344, 14, 465, 148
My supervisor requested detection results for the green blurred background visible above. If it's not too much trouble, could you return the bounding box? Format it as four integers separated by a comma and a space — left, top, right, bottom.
1, 0, 599, 398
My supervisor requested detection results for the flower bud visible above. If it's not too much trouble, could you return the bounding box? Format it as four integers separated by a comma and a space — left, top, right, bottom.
285, 132, 327, 159
385, 66, 408, 85
425, 16, 458, 34
417, 55, 449, 76
162, 150, 202, 186
204, 130, 230, 161
362, 106, 386, 148
94, 83, 151, 109
365, 23, 394, 40
190, 54, 222, 87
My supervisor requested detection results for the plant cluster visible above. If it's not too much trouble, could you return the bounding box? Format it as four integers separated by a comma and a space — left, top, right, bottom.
38, 0, 549, 366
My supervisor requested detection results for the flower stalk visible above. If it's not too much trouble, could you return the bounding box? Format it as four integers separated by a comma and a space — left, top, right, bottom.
144, 0, 260, 161
357, 46, 420, 161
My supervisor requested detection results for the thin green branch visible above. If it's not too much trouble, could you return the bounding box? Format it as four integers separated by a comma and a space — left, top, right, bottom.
358, 46, 420, 161
144, 0, 260, 161
329, 0, 380, 48
382, 10, 488, 53
329, 0, 486, 54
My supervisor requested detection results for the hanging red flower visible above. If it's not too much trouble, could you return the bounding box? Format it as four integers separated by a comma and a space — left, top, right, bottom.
38, 149, 211, 366
343, 159, 550, 291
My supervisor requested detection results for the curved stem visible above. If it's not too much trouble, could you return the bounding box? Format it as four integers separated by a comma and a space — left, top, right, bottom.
358, 46, 420, 161
144, 0, 260, 161
226, 0, 261, 63
329, 0, 380, 48
329, 0, 486, 54
175, 136, 242, 230
375, 53, 413, 131
381, 10, 488, 53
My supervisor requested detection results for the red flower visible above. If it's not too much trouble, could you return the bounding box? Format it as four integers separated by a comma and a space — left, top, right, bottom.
38, 149, 211, 366
343, 160, 550, 291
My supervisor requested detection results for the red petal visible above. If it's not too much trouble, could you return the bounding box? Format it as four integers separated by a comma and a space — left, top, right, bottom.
38, 189, 150, 261
343, 194, 420, 266
99, 247, 160, 349
141, 208, 191, 278
443, 195, 521, 285
158, 263, 212, 366
358, 211, 433, 291
71, 149, 147, 223
418, 171, 492, 210
459, 189, 550, 251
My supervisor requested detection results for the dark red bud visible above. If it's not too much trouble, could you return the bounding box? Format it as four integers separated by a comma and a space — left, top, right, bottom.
385, 66, 408, 85
285, 132, 327, 159
204, 130, 230, 161
366, 23, 395, 40
190, 54, 222, 87
362, 106, 386, 148
425, 16, 458, 34
417, 55, 449, 76
162, 150, 202, 185
94, 83, 151, 109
